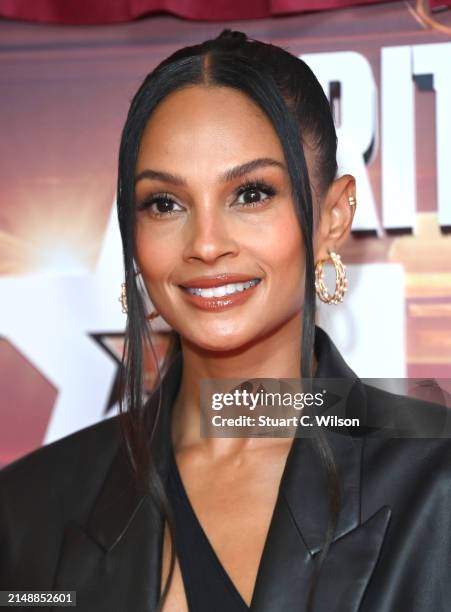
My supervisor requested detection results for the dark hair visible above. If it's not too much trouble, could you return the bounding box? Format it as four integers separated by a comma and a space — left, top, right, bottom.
117, 29, 339, 611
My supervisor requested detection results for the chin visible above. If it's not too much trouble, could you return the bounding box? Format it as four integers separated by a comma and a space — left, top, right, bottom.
182, 325, 258, 354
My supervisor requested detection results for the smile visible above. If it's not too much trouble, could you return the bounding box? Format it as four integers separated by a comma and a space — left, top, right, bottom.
178, 278, 262, 312
183, 278, 261, 298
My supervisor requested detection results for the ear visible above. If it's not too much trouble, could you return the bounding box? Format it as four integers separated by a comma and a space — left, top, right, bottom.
314, 174, 357, 261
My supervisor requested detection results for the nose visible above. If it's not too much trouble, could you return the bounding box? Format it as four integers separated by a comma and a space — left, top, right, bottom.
182, 205, 239, 264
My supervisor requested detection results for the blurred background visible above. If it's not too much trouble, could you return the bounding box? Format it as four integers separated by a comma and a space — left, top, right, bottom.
1, 0, 450, 466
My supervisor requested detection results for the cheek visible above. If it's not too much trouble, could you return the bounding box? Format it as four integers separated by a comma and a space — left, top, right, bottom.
255, 214, 304, 278
134, 222, 176, 285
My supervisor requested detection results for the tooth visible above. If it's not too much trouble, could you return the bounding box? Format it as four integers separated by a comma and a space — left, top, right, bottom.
185, 279, 260, 298
212, 286, 227, 297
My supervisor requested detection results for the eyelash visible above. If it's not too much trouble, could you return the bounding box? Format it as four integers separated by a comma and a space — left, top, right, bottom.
136, 180, 277, 218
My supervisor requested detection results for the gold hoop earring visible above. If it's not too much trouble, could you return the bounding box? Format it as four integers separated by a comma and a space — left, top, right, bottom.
314, 250, 348, 305
118, 273, 160, 321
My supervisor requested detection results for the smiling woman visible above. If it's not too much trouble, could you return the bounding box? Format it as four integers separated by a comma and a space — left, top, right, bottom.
1, 28, 451, 612
133, 86, 308, 343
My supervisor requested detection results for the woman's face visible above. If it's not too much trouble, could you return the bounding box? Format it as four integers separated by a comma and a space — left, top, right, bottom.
134, 85, 306, 352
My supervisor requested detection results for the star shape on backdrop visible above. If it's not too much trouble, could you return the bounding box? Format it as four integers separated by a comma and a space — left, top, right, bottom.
90, 330, 172, 415
0, 203, 171, 445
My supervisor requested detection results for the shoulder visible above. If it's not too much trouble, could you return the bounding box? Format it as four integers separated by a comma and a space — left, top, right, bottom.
0, 417, 124, 589
362, 382, 451, 461
359, 384, 451, 513
352, 386, 451, 607
362, 380, 451, 445
0, 415, 122, 520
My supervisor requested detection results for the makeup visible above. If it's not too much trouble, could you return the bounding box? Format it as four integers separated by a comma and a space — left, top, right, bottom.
178, 276, 262, 312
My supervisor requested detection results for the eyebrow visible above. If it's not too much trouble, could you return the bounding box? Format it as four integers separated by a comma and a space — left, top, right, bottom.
134, 169, 186, 186
221, 158, 285, 182
134, 157, 286, 186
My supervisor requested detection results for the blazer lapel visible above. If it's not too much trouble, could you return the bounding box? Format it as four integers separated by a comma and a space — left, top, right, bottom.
251, 327, 392, 612
52, 451, 162, 611
250, 431, 391, 612
53, 327, 392, 612
52, 352, 184, 612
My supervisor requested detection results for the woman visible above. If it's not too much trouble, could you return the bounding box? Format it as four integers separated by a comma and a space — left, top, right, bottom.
1, 30, 450, 612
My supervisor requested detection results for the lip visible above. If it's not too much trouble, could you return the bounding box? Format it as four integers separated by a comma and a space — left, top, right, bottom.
178, 279, 262, 312
179, 273, 261, 289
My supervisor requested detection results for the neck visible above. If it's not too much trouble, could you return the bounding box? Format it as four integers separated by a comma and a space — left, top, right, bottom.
171, 314, 317, 457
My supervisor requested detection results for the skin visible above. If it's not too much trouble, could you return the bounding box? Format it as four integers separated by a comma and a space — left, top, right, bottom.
133, 85, 356, 610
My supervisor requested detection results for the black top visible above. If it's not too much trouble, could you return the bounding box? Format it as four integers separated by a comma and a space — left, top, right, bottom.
2, 327, 451, 611
166, 444, 249, 611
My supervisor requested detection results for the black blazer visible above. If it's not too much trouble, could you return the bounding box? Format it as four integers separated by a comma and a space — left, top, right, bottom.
1, 326, 451, 611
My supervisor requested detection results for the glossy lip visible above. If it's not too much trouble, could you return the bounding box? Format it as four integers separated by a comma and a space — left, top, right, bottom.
179, 273, 261, 289
178, 279, 262, 312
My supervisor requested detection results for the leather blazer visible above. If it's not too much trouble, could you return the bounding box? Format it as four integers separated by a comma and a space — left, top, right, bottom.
1, 326, 451, 611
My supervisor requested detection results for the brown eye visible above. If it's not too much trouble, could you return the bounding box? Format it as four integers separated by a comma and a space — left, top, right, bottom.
240, 188, 264, 204
137, 194, 184, 217
152, 197, 177, 214
236, 182, 276, 207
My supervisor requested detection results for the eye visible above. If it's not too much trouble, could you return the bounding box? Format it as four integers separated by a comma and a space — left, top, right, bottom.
137, 194, 184, 217
235, 181, 276, 207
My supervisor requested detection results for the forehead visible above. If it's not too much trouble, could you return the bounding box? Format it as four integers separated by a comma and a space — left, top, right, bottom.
136, 85, 285, 174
